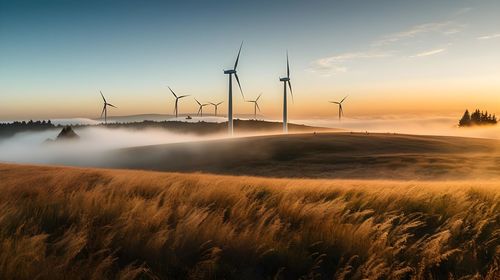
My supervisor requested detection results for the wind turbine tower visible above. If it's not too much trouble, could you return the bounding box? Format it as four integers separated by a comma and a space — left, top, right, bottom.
169, 86, 189, 118
329, 96, 348, 121
99, 91, 117, 124
223, 42, 244, 135
246, 94, 262, 120
279, 52, 293, 133
210, 101, 224, 116
195, 99, 210, 117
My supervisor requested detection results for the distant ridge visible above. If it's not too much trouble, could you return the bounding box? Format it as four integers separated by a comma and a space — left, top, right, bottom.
99, 113, 266, 123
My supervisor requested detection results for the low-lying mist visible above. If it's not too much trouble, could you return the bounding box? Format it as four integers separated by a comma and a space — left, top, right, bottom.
0, 127, 226, 165
300, 116, 500, 139
0, 116, 498, 168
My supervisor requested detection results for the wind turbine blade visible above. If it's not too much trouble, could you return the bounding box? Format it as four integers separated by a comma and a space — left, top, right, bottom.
107, 103, 117, 108
179, 95, 190, 98
195, 98, 201, 106
100, 91, 106, 103
100, 106, 106, 118
332, 102, 340, 104
286, 51, 290, 78
234, 73, 244, 98
256, 102, 261, 112
217, 101, 224, 105
256, 93, 262, 101
197, 107, 202, 115
340, 95, 348, 103
234, 41, 243, 70
288, 80, 294, 103
168, 87, 177, 98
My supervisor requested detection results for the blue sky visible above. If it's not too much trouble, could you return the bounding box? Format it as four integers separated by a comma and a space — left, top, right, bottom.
1, 0, 499, 119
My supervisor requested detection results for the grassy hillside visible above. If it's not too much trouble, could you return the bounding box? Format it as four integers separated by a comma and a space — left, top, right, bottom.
0, 163, 498, 279
100, 132, 500, 180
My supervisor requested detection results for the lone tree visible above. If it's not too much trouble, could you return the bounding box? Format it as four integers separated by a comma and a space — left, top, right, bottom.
459, 110, 471, 127
459, 109, 497, 127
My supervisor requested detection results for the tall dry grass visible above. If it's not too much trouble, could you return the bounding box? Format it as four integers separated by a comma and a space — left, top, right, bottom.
0, 163, 498, 279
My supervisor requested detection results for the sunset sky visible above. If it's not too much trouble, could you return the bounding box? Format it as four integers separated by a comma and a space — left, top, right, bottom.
1, 0, 499, 120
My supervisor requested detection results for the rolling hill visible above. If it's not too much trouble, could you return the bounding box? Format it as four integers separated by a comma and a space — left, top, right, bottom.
95, 132, 500, 180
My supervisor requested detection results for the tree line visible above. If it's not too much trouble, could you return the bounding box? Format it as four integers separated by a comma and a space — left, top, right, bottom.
459, 109, 497, 127
0, 120, 55, 138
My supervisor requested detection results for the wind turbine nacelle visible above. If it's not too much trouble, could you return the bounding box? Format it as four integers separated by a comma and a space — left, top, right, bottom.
280, 77, 290, 82
224, 69, 236, 74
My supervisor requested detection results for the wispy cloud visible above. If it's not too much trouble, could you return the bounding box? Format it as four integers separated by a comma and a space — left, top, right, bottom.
309, 52, 391, 76
477, 33, 500, 40
411, 48, 446, 58
453, 7, 472, 16
310, 19, 463, 76
372, 21, 464, 47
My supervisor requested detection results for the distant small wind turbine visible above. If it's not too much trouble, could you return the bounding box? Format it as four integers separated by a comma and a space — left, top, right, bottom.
195, 98, 210, 117
210, 101, 224, 116
224, 41, 244, 135
169, 86, 189, 118
279, 51, 293, 133
329, 96, 348, 121
246, 93, 262, 120
99, 91, 117, 124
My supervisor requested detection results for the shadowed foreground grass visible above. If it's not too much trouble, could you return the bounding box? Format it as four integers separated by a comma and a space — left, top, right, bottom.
0, 163, 498, 279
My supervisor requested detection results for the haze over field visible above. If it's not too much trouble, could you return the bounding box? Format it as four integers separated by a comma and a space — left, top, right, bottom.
0, 127, 222, 164
1, 114, 500, 168
300, 115, 500, 139
1, 128, 498, 181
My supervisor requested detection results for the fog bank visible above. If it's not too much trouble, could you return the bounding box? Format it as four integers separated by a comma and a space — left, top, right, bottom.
298, 116, 500, 139
0, 127, 225, 165
0, 116, 498, 166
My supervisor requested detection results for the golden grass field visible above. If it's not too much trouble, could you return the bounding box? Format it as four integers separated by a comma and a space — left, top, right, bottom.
0, 163, 498, 279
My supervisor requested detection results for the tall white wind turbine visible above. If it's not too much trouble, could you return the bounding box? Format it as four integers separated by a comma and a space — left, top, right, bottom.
223, 42, 244, 135
279, 52, 293, 133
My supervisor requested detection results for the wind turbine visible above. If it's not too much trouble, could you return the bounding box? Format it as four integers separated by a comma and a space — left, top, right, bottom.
169, 86, 189, 118
279, 51, 293, 133
195, 98, 210, 117
329, 96, 348, 121
245, 93, 262, 120
210, 101, 224, 116
223, 41, 244, 135
99, 91, 117, 124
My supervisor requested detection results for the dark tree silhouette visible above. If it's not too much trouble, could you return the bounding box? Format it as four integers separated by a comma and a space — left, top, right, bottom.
459, 109, 497, 127
0, 120, 56, 138
459, 110, 471, 127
